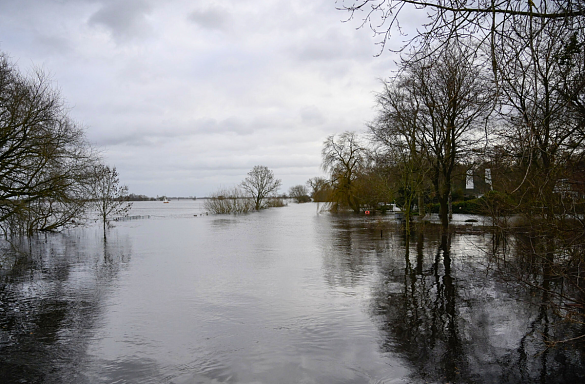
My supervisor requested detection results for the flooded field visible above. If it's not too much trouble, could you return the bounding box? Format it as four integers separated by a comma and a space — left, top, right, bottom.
1, 201, 583, 383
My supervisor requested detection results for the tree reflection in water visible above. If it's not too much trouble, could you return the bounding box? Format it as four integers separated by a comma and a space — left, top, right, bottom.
363, 223, 585, 383
1, 212, 584, 383
0, 230, 132, 383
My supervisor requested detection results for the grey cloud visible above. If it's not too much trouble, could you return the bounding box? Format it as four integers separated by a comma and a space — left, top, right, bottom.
91, 116, 257, 147
195, 117, 255, 136
33, 34, 73, 55
300, 106, 325, 126
89, 0, 153, 41
188, 7, 231, 32
0, 0, 384, 197
96, 131, 159, 147
293, 27, 374, 62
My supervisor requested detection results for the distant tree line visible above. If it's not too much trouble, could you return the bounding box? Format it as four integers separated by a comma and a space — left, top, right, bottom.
0, 52, 130, 237
126, 193, 157, 201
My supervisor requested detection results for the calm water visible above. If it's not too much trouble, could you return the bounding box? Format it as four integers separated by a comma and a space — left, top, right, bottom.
0, 201, 583, 383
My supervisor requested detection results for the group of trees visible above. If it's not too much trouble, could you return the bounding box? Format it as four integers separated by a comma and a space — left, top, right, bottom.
0, 53, 130, 237
205, 166, 332, 213
320, 0, 585, 227
288, 184, 311, 203
369, 42, 491, 228
286, 177, 332, 204
330, 0, 585, 344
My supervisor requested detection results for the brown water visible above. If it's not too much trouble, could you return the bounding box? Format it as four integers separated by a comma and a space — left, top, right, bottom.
0, 201, 583, 383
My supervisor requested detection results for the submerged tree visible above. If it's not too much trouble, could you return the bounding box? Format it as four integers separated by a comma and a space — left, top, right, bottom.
204, 186, 254, 214
337, 0, 585, 348
321, 131, 367, 213
490, 7, 585, 218
370, 74, 430, 227
0, 53, 97, 236
306, 177, 331, 202
241, 165, 282, 210
371, 44, 491, 227
92, 165, 131, 236
289, 184, 311, 203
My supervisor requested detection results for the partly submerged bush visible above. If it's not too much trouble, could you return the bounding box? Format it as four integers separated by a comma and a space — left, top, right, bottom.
204, 187, 254, 214
293, 195, 311, 203
265, 197, 287, 208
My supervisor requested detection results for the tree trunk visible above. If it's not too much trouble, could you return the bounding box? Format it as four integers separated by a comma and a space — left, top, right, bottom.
418, 194, 425, 217
438, 194, 450, 229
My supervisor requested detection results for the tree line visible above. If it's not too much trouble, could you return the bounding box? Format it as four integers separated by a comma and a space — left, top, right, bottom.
0, 53, 130, 237
319, 0, 585, 228
329, 0, 585, 345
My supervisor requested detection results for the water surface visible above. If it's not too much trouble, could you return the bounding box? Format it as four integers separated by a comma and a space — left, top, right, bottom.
1, 201, 583, 383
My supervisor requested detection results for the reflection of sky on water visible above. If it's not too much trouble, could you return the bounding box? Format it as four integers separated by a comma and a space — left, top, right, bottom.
1, 201, 583, 383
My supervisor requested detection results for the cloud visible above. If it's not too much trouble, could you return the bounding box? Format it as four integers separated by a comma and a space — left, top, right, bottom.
32, 34, 73, 56
292, 26, 373, 62
300, 106, 326, 126
0, 0, 391, 197
89, 0, 153, 41
92, 116, 259, 147
188, 7, 232, 32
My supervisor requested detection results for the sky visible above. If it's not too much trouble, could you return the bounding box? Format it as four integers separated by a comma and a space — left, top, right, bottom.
0, 0, 404, 197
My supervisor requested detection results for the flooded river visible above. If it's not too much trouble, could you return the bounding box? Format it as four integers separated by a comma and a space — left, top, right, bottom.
1, 201, 583, 383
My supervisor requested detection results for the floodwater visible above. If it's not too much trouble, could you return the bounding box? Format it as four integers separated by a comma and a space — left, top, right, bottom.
0, 201, 583, 383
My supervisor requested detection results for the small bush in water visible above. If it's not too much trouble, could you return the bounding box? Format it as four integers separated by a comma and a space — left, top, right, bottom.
265, 197, 287, 208
204, 187, 254, 214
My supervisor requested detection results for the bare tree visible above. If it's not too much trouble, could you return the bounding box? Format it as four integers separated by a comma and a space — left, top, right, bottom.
0, 53, 97, 236
370, 73, 431, 226
321, 131, 367, 213
92, 165, 132, 236
241, 165, 282, 210
204, 186, 254, 214
339, 0, 585, 347
306, 177, 331, 202
371, 44, 491, 227
289, 185, 311, 203
337, 1, 585, 56
492, 10, 585, 204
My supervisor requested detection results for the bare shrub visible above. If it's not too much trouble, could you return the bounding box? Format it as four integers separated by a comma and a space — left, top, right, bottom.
204, 187, 253, 214
265, 197, 287, 208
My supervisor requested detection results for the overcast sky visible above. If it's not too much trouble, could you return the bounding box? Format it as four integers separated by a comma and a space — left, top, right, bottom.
0, 0, 403, 197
